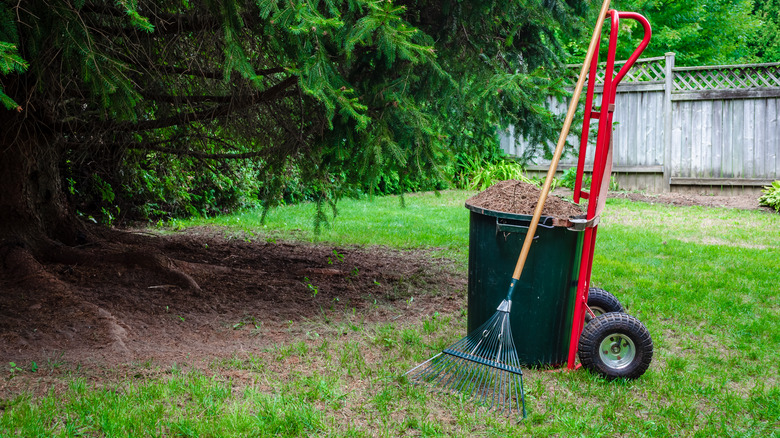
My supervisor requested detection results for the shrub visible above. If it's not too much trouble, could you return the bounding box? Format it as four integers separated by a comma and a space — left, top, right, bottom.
759, 181, 780, 212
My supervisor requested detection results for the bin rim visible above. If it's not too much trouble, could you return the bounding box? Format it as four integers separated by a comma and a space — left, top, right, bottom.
465, 202, 554, 222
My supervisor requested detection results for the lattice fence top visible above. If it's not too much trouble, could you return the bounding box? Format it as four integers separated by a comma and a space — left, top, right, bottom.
673, 63, 780, 91
566, 56, 665, 85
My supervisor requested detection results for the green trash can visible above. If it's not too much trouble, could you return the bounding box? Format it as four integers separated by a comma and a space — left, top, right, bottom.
465, 203, 584, 366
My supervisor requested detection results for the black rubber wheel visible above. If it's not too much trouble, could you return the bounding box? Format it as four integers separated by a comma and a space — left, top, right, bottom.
587, 287, 625, 316
578, 312, 653, 379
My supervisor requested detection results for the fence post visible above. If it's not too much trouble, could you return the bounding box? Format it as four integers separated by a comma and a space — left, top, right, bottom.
663, 52, 675, 192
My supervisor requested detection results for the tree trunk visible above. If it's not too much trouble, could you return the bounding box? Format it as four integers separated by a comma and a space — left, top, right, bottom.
0, 113, 81, 251
0, 111, 200, 292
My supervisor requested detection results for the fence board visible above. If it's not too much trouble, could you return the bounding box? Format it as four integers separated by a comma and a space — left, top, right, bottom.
767, 99, 780, 176
756, 99, 766, 177
723, 100, 734, 177
746, 100, 756, 177
702, 100, 713, 177
734, 100, 745, 178
692, 100, 702, 176
712, 100, 723, 177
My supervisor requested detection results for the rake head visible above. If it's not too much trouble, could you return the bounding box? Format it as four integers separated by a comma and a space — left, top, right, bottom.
405, 300, 526, 418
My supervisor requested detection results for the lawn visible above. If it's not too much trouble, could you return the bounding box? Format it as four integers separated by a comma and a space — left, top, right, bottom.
2, 191, 778, 437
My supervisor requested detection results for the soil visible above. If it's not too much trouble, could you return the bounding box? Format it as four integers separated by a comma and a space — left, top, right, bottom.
607, 191, 767, 210
465, 180, 584, 218
0, 228, 464, 374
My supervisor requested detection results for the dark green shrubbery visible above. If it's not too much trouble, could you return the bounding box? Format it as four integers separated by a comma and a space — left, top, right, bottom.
66, 151, 264, 225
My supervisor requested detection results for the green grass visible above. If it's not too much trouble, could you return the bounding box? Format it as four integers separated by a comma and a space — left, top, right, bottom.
3, 191, 779, 437
181, 190, 476, 262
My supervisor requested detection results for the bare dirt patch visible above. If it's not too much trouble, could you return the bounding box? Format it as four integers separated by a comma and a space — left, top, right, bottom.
0, 227, 464, 388
609, 191, 766, 210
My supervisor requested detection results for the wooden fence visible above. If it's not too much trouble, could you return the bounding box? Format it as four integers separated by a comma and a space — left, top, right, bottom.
501, 53, 780, 194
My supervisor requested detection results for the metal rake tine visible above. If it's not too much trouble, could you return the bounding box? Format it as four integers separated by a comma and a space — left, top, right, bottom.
449, 358, 476, 394
459, 359, 486, 397
405, 352, 441, 380
448, 361, 474, 396
511, 373, 521, 416
428, 352, 463, 385
444, 356, 478, 393
504, 373, 515, 415
497, 368, 506, 413
434, 358, 460, 391
475, 365, 495, 408
458, 359, 478, 396
489, 316, 510, 409
466, 330, 489, 356
493, 369, 504, 411
464, 361, 489, 398
505, 371, 515, 415
420, 353, 451, 383
519, 372, 527, 417
468, 364, 486, 403
436, 355, 467, 389
485, 368, 498, 410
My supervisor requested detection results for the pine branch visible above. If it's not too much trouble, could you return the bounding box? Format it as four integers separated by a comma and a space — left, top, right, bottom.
141, 88, 296, 104
55, 75, 298, 133
117, 127, 316, 160
81, 3, 261, 34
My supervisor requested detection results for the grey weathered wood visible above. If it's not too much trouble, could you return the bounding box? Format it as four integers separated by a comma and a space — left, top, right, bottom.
712, 100, 722, 177
614, 83, 666, 93
526, 165, 664, 173
672, 88, 780, 101
702, 100, 713, 176
663, 52, 674, 191
723, 99, 734, 177
670, 177, 774, 186
771, 99, 778, 175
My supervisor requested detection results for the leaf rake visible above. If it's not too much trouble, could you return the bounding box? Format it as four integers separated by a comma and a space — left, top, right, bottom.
405, 298, 526, 417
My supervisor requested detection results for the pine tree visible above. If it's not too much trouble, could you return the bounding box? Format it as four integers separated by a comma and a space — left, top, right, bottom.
0, 0, 584, 282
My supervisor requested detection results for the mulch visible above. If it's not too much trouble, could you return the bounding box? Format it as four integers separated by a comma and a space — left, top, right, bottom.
465, 180, 583, 219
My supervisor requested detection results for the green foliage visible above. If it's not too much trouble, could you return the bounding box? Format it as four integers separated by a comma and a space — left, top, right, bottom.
557, 167, 587, 190
122, 152, 263, 220
0, 7, 27, 109
748, 0, 780, 62
65, 148, 265, 222
758, 181, 780, 212
2, 0, 588, 227
460, 156, 537, 191
572, 0, 769, 66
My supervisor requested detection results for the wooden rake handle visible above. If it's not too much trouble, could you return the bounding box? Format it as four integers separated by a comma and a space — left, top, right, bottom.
510, 0, 613, 282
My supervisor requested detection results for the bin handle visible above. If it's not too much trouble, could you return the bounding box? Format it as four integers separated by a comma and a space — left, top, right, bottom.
496, 216, 554, 234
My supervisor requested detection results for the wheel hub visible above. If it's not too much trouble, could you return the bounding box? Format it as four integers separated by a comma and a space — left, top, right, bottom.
599, 334, 636, 370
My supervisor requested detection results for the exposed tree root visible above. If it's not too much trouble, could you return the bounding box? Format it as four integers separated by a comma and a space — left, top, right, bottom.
0, 243, 132, 357
0, 231, 206, 360
43, 238, 202, 291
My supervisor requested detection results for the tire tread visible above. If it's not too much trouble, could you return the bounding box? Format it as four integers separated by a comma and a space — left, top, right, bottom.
578, 312, 653, 379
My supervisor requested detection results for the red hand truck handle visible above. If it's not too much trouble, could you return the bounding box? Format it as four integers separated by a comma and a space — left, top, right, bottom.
572, 10, 652, 203
614, 12, 653, 86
